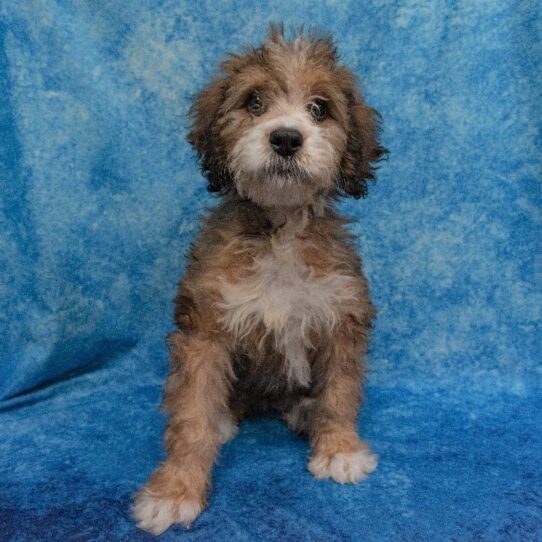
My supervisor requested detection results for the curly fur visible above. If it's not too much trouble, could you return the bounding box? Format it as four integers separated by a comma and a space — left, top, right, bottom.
134, 25, 385, 535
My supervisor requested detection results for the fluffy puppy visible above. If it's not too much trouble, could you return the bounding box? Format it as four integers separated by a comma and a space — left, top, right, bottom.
134, 25, 386, 535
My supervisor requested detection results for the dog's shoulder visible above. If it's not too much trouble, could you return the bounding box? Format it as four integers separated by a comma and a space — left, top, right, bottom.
198, 199, 271, 246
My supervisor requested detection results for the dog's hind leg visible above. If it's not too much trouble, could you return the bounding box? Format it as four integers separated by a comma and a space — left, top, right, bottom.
283, 397, 316, 435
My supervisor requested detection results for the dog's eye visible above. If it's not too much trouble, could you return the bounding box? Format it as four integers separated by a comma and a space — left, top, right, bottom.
246, 93, 265, 116
308, 99, 328, 122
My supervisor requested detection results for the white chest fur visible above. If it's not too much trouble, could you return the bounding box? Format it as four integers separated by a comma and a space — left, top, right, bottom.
218, 231, 356, 388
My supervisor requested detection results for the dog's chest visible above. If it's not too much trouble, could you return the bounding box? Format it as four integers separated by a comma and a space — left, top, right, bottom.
218, 235, 354, 388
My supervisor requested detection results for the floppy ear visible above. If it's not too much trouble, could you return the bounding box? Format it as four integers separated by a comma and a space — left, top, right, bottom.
338, 87, 386, 198
187, 76, 234, 194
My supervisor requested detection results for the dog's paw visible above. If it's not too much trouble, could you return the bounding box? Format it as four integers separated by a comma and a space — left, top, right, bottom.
308, 448, 378, 484
217, 412, 238, 444
284, 398, 315, 434
133, 491, 203, 535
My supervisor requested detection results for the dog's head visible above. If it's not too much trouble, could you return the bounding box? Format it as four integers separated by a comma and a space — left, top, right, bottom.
188, 25, 386, 208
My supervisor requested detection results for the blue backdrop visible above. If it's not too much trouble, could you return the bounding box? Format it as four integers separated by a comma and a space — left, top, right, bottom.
1, 1, 540, 540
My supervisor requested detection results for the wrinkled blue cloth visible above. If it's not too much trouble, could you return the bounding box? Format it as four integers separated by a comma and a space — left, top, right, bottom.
1, 1, 540, 540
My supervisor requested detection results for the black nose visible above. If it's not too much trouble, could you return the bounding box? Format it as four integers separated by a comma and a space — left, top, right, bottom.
269, 128, 303, 157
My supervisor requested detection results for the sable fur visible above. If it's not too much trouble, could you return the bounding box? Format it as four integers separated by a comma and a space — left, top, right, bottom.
134, 25, 385, 535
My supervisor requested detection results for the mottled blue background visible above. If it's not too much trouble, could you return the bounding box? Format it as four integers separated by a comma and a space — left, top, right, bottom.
1, 1, 541, 541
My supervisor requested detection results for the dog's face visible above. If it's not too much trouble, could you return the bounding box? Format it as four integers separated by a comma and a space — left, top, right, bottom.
188, 27, 385, 208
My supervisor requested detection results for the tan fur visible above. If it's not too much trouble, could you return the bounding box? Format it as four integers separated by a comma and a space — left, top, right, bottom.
218, 208, 359, 389
134, 25, 385, 534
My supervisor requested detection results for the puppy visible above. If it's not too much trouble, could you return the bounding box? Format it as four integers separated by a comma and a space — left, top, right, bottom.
134, 25, 386, 535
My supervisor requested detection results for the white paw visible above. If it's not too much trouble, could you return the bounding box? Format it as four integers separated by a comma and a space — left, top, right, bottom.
308, 449, 378, 484
217, 412, 238, 444
133, 491, 202, 535
284, 398, 315, 433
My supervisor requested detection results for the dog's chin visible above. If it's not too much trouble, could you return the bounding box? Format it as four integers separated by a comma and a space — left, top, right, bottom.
234, 164, 321, 209
264, 157, 303, 179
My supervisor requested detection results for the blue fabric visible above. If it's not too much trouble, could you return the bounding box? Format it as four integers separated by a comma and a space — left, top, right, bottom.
1, 1, 540, 540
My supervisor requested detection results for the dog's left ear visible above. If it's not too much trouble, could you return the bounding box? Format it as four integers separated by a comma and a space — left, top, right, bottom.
338, 86, 387, 198
187, 76, 233, 194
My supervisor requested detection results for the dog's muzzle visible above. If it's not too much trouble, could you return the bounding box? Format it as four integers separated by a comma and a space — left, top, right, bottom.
269, 128, 303, 157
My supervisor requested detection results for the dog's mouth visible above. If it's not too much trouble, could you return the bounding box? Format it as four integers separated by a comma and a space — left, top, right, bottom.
264, 156, 305, 179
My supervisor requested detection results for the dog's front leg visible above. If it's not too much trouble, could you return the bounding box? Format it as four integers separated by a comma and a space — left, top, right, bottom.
133, 331, 232, 534
308, 325, 378, 484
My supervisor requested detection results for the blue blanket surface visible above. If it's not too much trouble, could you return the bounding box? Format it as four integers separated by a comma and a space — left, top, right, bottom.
1, 1, 540, 540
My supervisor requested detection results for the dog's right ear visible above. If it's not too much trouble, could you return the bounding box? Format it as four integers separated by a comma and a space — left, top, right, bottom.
337, 86, 386, 199
187, 76, 233, 194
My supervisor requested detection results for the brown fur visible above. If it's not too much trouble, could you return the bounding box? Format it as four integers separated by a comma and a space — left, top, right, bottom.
134, 25, 385, 534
